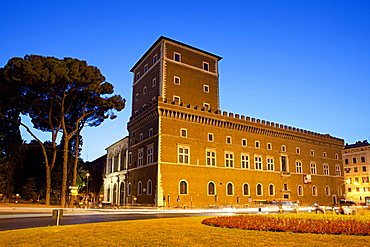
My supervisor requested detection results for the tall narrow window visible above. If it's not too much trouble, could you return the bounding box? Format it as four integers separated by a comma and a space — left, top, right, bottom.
153, 54, 158, 64
241, 154, 249, 169
325, 186, 330, 196
147, 144, 154, 164
269, 184, 275, 196
178, 146, 190, 164
298, 185, 303, 196
312, 185, 317, 196
267, 158, 274, 171
255, 141, 260, 148
281, 156, 288, 172
203, 84, 209, 93
179, 180, 188, 194
243, 183, 250, 196
138, 181, 142, 195
152, 77, 157, 87
323, 163, 329, 176
296, 161, 303, 173
203, 62, 209, 71
208, 182, 215, 195
267, 143, 272, 150
254, 155, 263, 170
256, 184, 263, 196
148, 128, 153, 137
138, 148, 144, 167
147, 180, 152, 195
225, 152, 234, 168
310, 163, 317, 174
206, 149, 216, 166
144, 64, 148, 73
242, 139, 247, 147
281, 145, 286, 152
208, 133, 214, 142
226, 136, 232, 144
323, 152, 327, 158
173, 96, 180, 103
226, 182, 234, 196
335, 164, 341, 176
310, 150, 315, 156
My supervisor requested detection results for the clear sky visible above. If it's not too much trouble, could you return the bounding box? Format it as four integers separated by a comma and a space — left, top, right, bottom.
1, 0, 370, 161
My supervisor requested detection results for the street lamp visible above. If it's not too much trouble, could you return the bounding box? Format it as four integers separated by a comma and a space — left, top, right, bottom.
86, 172, 90, 195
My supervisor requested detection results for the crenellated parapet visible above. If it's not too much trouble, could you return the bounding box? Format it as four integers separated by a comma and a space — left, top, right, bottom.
154, 96, 343, 148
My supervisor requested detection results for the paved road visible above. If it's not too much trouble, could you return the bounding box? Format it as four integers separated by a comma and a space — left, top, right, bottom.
0, 212, 211, 231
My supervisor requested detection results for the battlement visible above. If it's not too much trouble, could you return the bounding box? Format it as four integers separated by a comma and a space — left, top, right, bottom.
129, 96, 344, 145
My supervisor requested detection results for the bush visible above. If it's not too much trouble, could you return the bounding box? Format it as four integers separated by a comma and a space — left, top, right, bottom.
202, 215, 370, 235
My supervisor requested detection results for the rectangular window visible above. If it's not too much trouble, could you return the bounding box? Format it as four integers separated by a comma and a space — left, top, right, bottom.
180, 128, 187, 138
310, 163, 317, 174
354, 167, 358, 172
203, 84, 209, 93
174, 76, 180, 85
281, 156, 288, 172
362, 176, 369, 183
128, 152, 132, 165
335, 154, 339, 160
361, 157, 366, 163
152, 77, 157, 87
345, 168, 351, 173
345, 158, 349, 164
147, 145, 154, 164
296, 161, 302, 173
136, 72, 141, 80
335, 164, 341, 176
225, 151, 234, 168
281, 145, 286, 152
241, 154, 249, 169
254, 155, 263, 170
296, 147, 300, 154
143, 86, 147, 95
139, 133, 144, 142
203, 102, 210, 109
310, 150, 314, 156
153, 54, 158, 64
173, 96, 180, 103
363, 166, 367, 172
208, 133, 214, 142
255, 141, 260, 148
178, 146, 190, 164
267, 143, 272, 150
138, 148, 144, 167
226, 136, 232, 144
144, 64, 148, 73
242, 139, 247, 147
323, 152, 327, 158
267, 158, 274, 171
323, 164, 329, 176
148, 128, 153, 137
206, 149, 216, 166
353, 157, 357, 164
174, 52, 181, 62
202, 61, 209, 71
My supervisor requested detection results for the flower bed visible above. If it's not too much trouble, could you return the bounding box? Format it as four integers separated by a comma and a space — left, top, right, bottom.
202, 215, 370, 235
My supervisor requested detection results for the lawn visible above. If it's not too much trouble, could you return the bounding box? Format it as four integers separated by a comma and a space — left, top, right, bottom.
1, 216, 369, 246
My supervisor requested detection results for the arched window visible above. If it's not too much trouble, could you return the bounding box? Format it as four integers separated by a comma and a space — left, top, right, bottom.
325, 186, 330, 196
179, 180, 188, 195
226, 182, 234, 196
256, 184, 263, 196
138, 181, 142, 195
312, 185, 317, 196
107, 188, 111, 202
269, 184, 275, 196
297, 185, 303, 196
243, 183, 250, 196
208, 182, 215, 195
147, 180, 152, 195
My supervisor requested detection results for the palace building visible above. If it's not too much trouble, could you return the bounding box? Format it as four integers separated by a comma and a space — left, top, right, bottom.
104, 36, 345, 207
343, 140, 370, 205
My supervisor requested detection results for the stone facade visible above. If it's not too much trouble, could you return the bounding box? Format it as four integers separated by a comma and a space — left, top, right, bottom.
118, 36, 345, 208
343, 141, 370, 204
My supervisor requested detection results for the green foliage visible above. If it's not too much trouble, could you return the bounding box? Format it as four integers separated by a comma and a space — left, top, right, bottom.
21, 178, 37, 201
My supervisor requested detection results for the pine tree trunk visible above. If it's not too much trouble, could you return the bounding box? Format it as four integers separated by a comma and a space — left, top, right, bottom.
60, 138, 69, 207
45, 166, 51, 205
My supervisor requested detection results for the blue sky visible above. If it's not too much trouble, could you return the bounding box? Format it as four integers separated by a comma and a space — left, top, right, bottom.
1, 0, 370, 161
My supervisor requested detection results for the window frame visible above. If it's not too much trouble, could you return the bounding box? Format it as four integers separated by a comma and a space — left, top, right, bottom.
180, 128, 187, 138
241, 153, 249, 169
179, 180, 188, 195
178, 145, 190, 164
206, 149, 216, 167
203, 84, 209, 93
202, 61, 209, 71
207, 181, 216, 195
226, 182, 234, 196
174, 76, 181, 85
174, 52, 181, 62
224, 151, 234, 168
254, 155, 263, 170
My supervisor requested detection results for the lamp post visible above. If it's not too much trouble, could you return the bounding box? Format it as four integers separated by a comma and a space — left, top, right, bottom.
86, 172, 90, 195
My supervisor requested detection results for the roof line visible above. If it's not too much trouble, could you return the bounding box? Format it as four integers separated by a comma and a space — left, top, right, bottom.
130, 36, 222, 72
